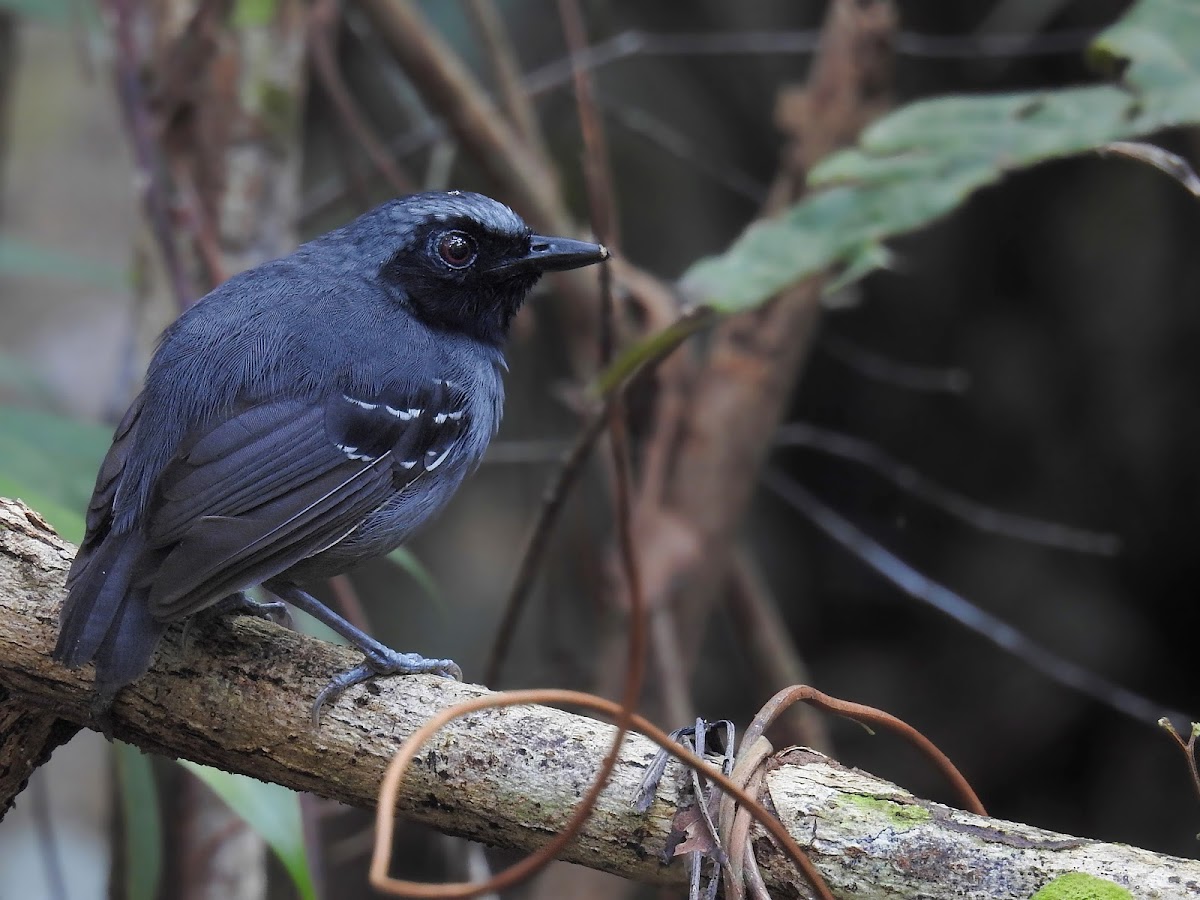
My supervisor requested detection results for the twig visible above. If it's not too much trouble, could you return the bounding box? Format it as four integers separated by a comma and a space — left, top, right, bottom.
483, 408, 607, 686
300, 23, 1100, 222
646, 601, 693, 729
559, 0, 620, 256
351, 0, 566, 231
486, 1, 633, 689
369, 690, 830, 900
302, 82, 768, 221
1160, 719, 1200, 807
738, 684, 986, 817
308, 0, 415, 196
300, 5, 447, 224
561, 5, 707, 801
820, 334, 971, 395
521, 27, 1098, 97
760, 466, 1192, 730
596, 92, 769, 205
149, 0, 230, 295
465, 0, 551, 167
775, 422, 1122, 555
649, 0, 896, 676
107, 0, 193, 310
560, 0, 620, 368
172, 161, 226, 290
325, 97, 374, 211
483, 304, 713, 686
725, 548, 833, 754
610, 262, 699, 531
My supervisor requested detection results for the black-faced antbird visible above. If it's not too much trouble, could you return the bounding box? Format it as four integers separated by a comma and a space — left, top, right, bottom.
54, 191, 608, 724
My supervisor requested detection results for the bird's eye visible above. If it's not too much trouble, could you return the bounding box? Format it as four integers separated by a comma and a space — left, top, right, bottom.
437, 231, 477, 269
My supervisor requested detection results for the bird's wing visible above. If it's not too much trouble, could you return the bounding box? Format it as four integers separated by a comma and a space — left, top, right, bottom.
66, 392, 145, 591
142, 380, 470, 621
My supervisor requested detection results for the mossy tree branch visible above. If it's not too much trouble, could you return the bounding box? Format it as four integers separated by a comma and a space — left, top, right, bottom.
0, 496, 1195, 898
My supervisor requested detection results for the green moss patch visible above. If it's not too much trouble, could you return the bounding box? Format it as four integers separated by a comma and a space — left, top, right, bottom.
1030, 872, 1133, 900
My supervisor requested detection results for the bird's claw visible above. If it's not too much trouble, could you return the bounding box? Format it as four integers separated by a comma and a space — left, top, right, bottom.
216, 594, 294, 628
311, 651, 462, 726
182, 593, 293, 651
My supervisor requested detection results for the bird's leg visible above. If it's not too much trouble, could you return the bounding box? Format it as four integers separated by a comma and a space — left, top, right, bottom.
266, 582, 462, 725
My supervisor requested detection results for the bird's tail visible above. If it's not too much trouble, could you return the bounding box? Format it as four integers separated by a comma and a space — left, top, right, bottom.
54, 531, 165, 699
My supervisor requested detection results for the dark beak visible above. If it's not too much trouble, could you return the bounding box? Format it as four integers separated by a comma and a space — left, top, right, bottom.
491, 235, 609, 278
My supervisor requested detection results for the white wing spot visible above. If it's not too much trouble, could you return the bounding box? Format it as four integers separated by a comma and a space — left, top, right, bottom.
337, 443, 375, 461
434, 409, 465, 424
385, 405, 422, 420
343, 395, 378, 410
398, 459, 418, 470
425, 445, 453, 471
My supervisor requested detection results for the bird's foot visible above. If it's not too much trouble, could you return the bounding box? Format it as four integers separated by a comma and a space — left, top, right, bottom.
210, 592, 294, 628
311, 650, 462, 726
262, 582, 462, 726
181, 592, 293, 652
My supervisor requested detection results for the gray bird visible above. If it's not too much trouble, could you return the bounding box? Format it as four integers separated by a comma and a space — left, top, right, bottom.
54, 191, 608, 722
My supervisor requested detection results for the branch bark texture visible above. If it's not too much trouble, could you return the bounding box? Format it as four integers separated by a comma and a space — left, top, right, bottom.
0, 497, 1196, 897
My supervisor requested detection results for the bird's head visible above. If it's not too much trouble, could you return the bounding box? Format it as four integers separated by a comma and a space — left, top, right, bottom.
365, 191, 608, 346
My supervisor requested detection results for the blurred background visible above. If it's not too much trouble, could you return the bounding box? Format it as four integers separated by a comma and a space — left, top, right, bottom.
2, 0, 1199, 897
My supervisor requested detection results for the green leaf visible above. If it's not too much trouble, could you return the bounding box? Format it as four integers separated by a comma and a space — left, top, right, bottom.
230, 0, 276, 27
180, 763, 317, 900
386, 546, 442, 605
0, 407, 112, 542
114, 743, 163, 900
679, 0, 1200, 313
822, 242, 893, 300
0, 237, 127, 288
